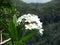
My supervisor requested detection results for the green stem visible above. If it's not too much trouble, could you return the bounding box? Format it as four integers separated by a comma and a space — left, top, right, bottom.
11, 40, 14, 45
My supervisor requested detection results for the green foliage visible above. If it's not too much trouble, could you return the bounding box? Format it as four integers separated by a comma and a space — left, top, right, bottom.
0, 0, 19, 20
0, 0, 60, 45
0, 15, 39, 45
13, 14, 18, 26
14, 0, 60, 45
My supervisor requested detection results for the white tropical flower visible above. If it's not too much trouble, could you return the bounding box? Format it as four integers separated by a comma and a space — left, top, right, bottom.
39, 29, 44, 35
17, 13, 44, 35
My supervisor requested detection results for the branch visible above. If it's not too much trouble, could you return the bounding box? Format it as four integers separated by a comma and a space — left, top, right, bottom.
0, 38, 11, 45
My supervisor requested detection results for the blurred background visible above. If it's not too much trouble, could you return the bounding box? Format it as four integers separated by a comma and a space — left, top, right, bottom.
0, 0, 60, 45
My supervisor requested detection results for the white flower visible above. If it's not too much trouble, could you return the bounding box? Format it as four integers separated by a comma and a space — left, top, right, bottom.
39, 29, 44, 35
17, 13, 44, 35
37, 22, 42, 29
25, 23, 38, 30
25, 25, 31, 30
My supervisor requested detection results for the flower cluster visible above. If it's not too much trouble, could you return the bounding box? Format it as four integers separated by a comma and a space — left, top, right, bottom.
17, 14, 44, 35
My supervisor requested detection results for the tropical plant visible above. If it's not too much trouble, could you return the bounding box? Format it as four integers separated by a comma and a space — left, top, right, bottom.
0, 14, 44, 45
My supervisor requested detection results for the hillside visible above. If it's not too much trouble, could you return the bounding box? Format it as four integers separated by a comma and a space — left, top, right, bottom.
0, 0, 60, 45
13, 0, 60, 45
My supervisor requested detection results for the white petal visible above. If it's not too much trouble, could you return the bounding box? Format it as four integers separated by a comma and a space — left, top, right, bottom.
39, 29, 44, 35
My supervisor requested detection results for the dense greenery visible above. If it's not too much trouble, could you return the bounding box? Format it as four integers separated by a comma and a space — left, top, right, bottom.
0, 0, 60, 45
0, 0, 18, 44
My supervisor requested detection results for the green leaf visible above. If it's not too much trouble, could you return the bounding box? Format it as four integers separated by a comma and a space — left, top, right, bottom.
19, 30, 39, 43
13, 14, 18, 26
8, 20, 19, 41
